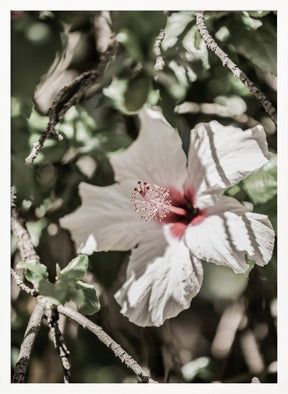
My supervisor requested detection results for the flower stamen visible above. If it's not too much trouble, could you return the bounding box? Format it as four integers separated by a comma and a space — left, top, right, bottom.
131, 181, 186, 222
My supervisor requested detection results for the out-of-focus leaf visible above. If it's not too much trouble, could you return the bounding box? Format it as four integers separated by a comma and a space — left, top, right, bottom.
225, 184, 242, 197
257, 249, 277, 284
227, 16, 277, 75
11, 13, 61, 110
26, 219, 48, 247
247, 11, 271, 18
75, 281, 100, 315
162, 11, 194, 50
11, 155, 39, 203
57, 254, 88, 281
158, 85, 178, 127
242, 153, 277, 204
182, 357, 213, 382
241, 12, 263, 30
254, 196, 277, 234
214, 95, 247, 115
205, 11, 232, 20
112, 11, 166, 56
116, 29, 142, 61
103, 79, 131, 114
182, 25, 210, 70
200, 264, 249, 301
157, 68, 187, 101
17, 259, 48, 287
124, 72, 150, 112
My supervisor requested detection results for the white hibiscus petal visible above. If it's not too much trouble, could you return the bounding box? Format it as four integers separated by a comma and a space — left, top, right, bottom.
185, 196, 275, 274
126, 229, 168, 278
186, 121, 270, 209
115, 231, 203, 327
60, 181, 157, 253
110, 107, 187, 191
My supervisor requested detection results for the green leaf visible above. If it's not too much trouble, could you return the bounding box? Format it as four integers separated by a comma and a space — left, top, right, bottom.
38, 277, 84, 305
254, 196, 277, 235
247, 11, 271, 18
17, 259, 48, 287
11, 13, 61, 109
38, 279, 61, 304
158, 85, 178, 127
75, 281, 100, 315
241, 12, 263, 30
182, 25, 209, 70
200, 264, 249, 301
182, 357, 213, 382
227, 16, 277, 75
112, 11, 166, 56
124, 72, 150, 112
162, 11, 194, 50
103, 79, 132, 115
242, 153, 277, 204
57, 254, 89, 281
115, 28, 142, 61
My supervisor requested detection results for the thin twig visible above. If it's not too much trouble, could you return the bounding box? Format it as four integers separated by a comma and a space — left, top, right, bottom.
12, 301, 45, 383
11, 188, 157, 384
25, 41, 117, 165
11, 268, 38, 297
11, 187, 38, 297
195, 11, 277, 125
153, 29, 165, 71
46, 307, 71, 383
11, 270, 157, 384
176, 101, 263, 130
57, 304, 157, 383
11, 188, 39, 263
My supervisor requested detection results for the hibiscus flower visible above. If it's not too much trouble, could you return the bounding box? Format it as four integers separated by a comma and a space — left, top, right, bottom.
60, 107, 275, 327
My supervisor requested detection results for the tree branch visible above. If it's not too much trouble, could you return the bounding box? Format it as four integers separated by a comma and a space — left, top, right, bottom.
12, 301, 45, 383
195, 11, 277, 125
25, 40, 117, 165
11, 187, 157, 383
11, 187, 39, 263
153, 29, 165, 71
57, 304, 157, 383
176, 101, 263, 129
11, 268, 37, 297
46, 307, 71, 383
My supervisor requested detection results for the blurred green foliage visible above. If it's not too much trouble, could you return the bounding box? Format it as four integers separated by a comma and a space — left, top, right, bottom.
11, 10, 277, 383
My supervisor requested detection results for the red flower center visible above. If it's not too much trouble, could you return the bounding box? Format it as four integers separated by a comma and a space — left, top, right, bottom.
131, 181, 206, 238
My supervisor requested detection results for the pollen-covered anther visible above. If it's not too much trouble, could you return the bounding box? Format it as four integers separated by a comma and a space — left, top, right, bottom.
131, 181, 172, 222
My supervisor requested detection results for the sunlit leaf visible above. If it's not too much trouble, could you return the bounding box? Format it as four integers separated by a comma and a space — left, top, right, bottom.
182, 357, 213, 382
242, 153, 277, 204
76, 281, 100, 315
17, 259, 48, 287
57, 254, 89, 281
162, 11, 194, 50
200, 264, 249, 301
124, 72, 150, 112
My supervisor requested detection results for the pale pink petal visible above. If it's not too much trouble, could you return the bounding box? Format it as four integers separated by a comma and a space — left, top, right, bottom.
110, 107, 187, 191
115, 229, 203, 327
60, 181, 158, 253
185, 196, 274, 273
186, 121, 270, 209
